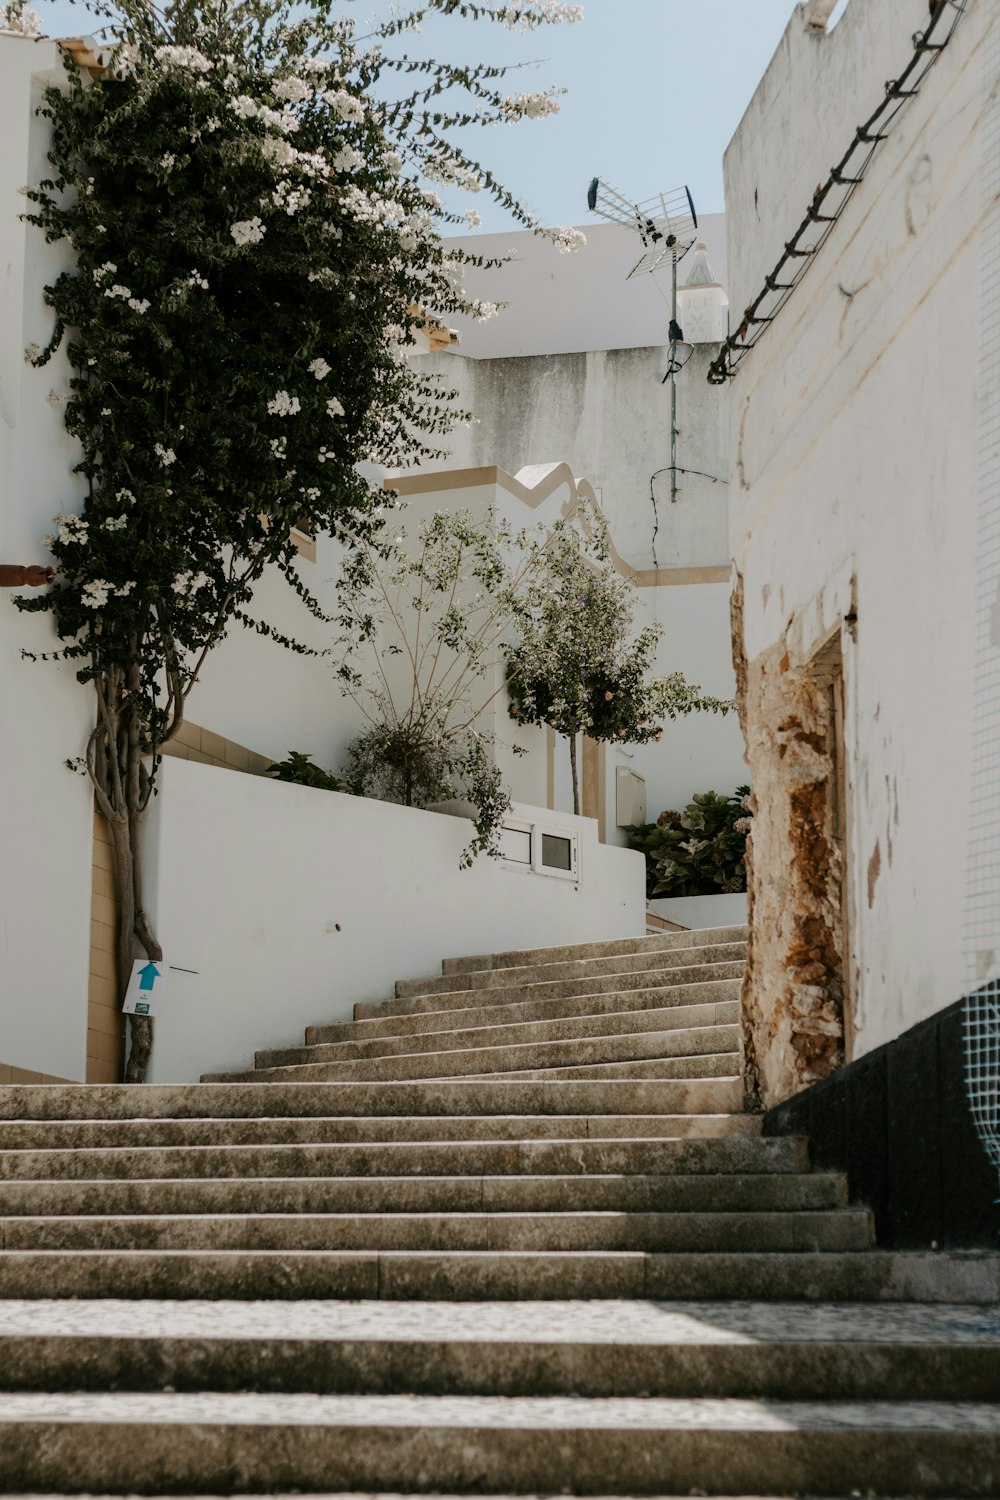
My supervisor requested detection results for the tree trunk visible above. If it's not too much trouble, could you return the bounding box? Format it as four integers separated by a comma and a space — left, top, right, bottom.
91, 664, 164, 1085
569, 732, 580, 816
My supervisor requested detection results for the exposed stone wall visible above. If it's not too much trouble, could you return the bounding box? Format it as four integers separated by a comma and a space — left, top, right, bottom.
733, 575, 847, 1110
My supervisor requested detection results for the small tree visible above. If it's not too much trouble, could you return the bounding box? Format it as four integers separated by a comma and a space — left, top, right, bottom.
335, 507, 558, 865
17, 0, 583, 1079
506, 528, 732, 815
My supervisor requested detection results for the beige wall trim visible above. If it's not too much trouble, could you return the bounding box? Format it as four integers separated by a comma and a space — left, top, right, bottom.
0, 1061, 74, 1085
385, 463, 731, 588
160, 722, 273, 777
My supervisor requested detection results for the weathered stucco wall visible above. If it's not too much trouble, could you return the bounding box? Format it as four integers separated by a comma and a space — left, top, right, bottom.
727, 0, 991, 1104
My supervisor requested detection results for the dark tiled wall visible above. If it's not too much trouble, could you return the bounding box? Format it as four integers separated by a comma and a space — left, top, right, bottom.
763, 1000, 1000, 1249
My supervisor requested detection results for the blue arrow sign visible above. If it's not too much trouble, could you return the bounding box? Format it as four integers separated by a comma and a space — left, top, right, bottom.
138, 962, 160, 992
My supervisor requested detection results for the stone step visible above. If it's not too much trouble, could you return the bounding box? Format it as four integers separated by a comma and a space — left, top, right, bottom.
321, 973, 744, 1044
0, 1300, 995, 1401
208, 1024, 740, 1085
0, 1079, 747, 1120
363, 969, 742, 1023
0, 1135, 808, 1181
279, 998, 739, 1070
0, 1389, 995, 1495
442, 924, 750, 974
0, 1248, 994, 1302
466, 1053, 739, 1083
0, 1207, 874, 1252
0, 1112, 764, 1149
0, 1171, 847, 1217
389, 948, 747, 1004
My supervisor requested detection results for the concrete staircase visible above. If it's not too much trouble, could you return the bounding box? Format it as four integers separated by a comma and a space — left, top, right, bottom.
0, 923, 998, 1496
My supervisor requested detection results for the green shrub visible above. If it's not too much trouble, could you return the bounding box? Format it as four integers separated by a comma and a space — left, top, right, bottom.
627, 786, 752, 900
267, 751, 350, 794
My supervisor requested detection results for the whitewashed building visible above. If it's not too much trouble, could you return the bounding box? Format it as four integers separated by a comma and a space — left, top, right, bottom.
0, 31, 660, 1086
724, 0, 998, 1241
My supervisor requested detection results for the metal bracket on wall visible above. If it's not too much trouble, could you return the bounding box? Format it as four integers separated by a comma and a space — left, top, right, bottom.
707, 0, 970, 387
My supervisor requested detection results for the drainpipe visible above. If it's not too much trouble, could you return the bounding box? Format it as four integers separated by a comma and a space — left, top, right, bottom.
0, 565, 55, 588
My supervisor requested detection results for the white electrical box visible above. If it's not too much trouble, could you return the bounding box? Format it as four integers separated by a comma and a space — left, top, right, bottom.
615, 766, 647, 828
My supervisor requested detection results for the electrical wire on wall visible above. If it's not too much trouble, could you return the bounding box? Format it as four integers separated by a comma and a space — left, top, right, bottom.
648, 465, 728, 570
707, 0, 970, 386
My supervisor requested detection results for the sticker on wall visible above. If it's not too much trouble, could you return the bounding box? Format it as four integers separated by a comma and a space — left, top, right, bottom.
122, 959, 169, 1017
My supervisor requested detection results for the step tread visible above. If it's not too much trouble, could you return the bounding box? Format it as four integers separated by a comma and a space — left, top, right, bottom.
386, 961, 745, 1010
0, 1249, 994, 1302
442, 926, 750, 974
0, 1297, 994, 1344
1, 1389, 997, 1431
285, 999, 740, 1066
215, 1027, 741, 1084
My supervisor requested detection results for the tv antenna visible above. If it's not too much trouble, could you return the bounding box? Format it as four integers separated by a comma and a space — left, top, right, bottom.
586, 178, 699, 509
585, 180, 698, 280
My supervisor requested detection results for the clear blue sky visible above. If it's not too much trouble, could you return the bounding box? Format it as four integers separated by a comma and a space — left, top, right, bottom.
33, 0, 805, 230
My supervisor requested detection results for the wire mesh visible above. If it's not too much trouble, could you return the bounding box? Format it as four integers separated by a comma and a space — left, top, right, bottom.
963, 0, 1000, 1194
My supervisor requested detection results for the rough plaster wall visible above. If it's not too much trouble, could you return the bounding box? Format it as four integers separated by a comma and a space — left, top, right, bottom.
420, 346, 730, 571
732, 576, 846, 1110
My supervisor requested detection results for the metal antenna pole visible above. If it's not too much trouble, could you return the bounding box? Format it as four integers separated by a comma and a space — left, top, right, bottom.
670, 247, 678, 504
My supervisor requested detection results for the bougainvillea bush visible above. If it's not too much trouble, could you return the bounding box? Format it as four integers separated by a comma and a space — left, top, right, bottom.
17, 0, 582, 1078
506, 526, 733, 813
627, 787, 752, 900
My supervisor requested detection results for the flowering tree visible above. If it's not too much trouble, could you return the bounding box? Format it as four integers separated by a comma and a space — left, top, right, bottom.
506, 529, 732, 815
17, 0, 583, 1079
335, 507, 564, 866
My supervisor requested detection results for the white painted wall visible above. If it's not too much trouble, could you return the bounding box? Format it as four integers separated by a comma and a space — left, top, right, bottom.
144, 755, 645, 1082
0, 37, 96, 1079
447, 217, 727, 360
726, 0, 991, 1055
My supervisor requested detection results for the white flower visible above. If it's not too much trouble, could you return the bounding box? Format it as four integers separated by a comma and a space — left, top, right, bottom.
499, 1, 582, 28
155, 44, 212, 73
472, 300, 499, 323
103, 514, 128, 532
116, 488, 136, 505
383, 150, 403, 176
500, 90, 561, 120
261, 136, 297, 168
323, 88, 364, 124
308, 358, 331, 380
101, 408, 112, 417
104, 283, 132, 300
257, 104, 299, 135
273, 75, 310, 104
116, 580, 136, 598
160, 153, 176, 172
272, 181, 311, 215
186, 269, 209, 290
464, 209, 482, 229
51, 513, 89, 546
546, 224, 586, 253
172, 570, 211, 596
80, 579, 112, 609
128, 298, 151, 314
229, 95, 258, 120
154, 442, 176, 467
330, 144, 363, 175
204, 116, 221, 133
326, 396, 345, 418
230, 217, 266, 247
269, 435, 287, 456
267, 391, 301, 416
